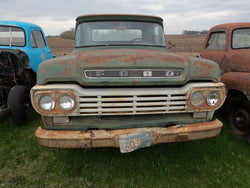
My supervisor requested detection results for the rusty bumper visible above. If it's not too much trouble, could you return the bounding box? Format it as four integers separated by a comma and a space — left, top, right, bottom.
35, 119, 223, 152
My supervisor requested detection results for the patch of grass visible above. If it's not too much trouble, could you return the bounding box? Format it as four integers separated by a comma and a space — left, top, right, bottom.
0, 113, 250, 187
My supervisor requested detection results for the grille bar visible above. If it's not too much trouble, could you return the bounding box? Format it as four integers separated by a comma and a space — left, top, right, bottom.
79, 96, 186, 102
79, 101, 186, 108
80, 106, 185, 113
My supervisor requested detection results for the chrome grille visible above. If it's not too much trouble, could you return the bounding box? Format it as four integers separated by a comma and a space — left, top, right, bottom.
84, 69, 183, 79
78, 88, 188, 116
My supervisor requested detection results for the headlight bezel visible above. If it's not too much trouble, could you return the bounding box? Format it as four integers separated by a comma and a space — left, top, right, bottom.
34, 91, 77, 114
189, 88, 223, 110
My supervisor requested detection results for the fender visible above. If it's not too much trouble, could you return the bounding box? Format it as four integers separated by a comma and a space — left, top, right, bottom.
221, 72, 250, 99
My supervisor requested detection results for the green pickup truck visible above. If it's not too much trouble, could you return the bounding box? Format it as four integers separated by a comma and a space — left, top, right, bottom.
30, 14, 226, 153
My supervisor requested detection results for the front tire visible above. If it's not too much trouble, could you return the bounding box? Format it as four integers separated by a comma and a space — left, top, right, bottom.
7, 86, 32, 125
225, 95, 250, 142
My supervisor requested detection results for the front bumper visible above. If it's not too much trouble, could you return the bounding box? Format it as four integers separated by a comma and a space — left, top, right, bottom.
35, 119, 223, 153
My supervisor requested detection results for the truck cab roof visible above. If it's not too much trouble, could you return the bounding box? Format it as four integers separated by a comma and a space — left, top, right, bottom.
76, 14, 163, 25
209, 22, 250, 31
0, 20, 43, 30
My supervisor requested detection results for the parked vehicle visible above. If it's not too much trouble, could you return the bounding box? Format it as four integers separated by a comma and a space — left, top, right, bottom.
0, 21, 53, 124
200, 22, 250, 142
31, 14, 226, 153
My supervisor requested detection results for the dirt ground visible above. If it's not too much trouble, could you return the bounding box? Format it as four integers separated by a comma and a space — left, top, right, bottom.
47, 34, 206, 57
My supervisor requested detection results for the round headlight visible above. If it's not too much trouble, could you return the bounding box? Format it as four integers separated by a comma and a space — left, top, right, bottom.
59, 95, 75, 111
190, 91, 204, 107
207, 92, 220, 106
39, 95, 55, 111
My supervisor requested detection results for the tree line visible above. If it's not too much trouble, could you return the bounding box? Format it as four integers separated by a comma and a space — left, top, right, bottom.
60, 28, 75, 40
182, 30, 208, 35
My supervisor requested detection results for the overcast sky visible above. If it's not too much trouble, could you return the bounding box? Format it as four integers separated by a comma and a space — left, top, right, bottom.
1, 0, 249, 35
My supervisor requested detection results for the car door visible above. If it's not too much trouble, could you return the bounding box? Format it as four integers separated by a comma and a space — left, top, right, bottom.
29, 28, 53, 72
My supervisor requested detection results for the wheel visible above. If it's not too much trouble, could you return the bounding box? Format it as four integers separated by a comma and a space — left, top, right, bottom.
7, 86, 32, 125
225, 95, 250, 141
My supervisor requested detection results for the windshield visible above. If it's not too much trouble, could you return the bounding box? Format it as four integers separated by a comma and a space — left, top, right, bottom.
75, 21, 165, 47
232, 28, 250, 49
0, 26, 25, 47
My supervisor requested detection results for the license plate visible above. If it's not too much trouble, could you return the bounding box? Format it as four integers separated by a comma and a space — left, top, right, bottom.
119, 132, 152, 153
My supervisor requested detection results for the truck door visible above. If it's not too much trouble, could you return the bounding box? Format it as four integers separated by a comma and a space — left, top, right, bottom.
29, 29, 53, 72
201, 30, 228, 67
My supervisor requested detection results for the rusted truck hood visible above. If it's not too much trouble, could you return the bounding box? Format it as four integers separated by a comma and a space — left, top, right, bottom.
37, 48, 220, 86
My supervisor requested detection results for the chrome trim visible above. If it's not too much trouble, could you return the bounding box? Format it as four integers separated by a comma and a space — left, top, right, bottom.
84, 69, 183, 79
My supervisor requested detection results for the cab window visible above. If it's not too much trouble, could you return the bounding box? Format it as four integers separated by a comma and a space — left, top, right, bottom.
232, 28, 250, 49
0, 26, 25, 47
31, 30, 46, 48
206, 31, 227, 50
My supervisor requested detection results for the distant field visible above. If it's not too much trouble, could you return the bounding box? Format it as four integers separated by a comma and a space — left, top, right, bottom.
166, 34, 206, 56
47, 34, 207, 57
165, 34, 206, 52
47, 37, 74, 57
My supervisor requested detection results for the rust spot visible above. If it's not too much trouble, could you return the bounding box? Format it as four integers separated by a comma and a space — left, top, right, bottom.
74, 48, 189, 67
80, 140, 92, 147
174, 124, 187, 128
222, 72, 250, 96
175, 135, 189, 142
85, 130, 95, 137
40, 53, 45, 61
193, 60, 218, 77
42, 116, 53, 126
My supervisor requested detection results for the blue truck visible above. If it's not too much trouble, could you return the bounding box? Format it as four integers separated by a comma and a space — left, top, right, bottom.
0, 21, 53, 124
